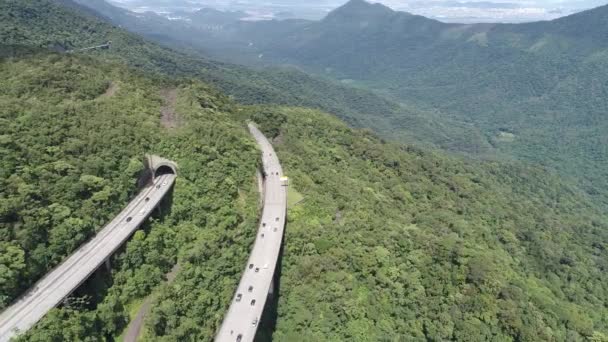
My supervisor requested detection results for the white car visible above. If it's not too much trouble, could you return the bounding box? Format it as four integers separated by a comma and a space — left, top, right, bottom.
252, 318, 258, 326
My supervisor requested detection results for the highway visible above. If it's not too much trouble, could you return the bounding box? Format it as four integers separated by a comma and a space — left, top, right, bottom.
215, 124, 288, 342
0, 174, 176, 342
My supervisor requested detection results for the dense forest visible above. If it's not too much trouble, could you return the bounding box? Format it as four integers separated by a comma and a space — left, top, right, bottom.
0, 0, 443, 148
2, 53, 607, 341
64, 0, 486, 152
1, 0, 608, 341
240, 106, 608, 341
152, 0, 608, 206
0, 54, 261, 340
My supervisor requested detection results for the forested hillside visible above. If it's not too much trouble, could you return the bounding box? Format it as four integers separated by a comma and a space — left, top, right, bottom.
0, 53, 265, 340
178, 0, 608, 204
1, 1, 608, 341
0, 0, 456, 150
240, 106, 608, 341
45, 0, 491, 152
6, 53, 605, 341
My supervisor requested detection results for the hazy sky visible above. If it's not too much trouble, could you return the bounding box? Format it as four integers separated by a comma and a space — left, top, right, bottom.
110, 0, 608, 23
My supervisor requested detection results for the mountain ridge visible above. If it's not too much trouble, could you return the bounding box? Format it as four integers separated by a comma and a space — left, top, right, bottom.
1, 0, 447, 149
325, 0, 398, 22
168, 0, 608, 204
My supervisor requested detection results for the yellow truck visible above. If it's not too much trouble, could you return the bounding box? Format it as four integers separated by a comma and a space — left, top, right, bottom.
280, 176, 289, 187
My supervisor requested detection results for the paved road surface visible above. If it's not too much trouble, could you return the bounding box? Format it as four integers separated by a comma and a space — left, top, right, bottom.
0, 174, 176, 342
215, 124, 287, 342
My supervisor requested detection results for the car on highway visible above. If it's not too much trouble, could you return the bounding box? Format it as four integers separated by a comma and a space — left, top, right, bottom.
126, 217, 132, 222
236, 293, 242, 302
252, 318, 258, 327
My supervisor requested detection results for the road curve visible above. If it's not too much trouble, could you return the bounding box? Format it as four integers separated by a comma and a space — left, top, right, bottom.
0, 174, 176, 341
215, 124, 288, 342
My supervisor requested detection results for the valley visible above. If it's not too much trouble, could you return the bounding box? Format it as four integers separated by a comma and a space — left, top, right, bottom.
109, 0, 608, 205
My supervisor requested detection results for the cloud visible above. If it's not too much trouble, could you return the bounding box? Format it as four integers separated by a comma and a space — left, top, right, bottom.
433, 1, 523, 9
109, 0, 605, 23
369, 0, 602, 22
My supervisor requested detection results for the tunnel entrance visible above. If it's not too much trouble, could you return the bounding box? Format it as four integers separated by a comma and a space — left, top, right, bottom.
154, 165, 176, 178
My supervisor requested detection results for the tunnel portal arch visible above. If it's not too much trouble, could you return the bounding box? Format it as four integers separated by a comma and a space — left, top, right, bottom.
154, 164, 177, 178
145, 155, 178, 181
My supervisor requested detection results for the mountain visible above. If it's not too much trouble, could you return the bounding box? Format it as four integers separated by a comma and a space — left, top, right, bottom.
0, 51, 262, 340
177, 0, 608, 204
64, 0, 496, 153
0, 0, 608, 341
186, 8, 247, 27
6, 0, 468, 151
324, 0, 394, 22
4, 53, 608, 342
2, 0, 608, 341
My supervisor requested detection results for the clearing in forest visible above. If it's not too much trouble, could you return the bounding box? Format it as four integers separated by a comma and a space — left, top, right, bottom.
99, 81, 119, 98
160, 88, 179, 129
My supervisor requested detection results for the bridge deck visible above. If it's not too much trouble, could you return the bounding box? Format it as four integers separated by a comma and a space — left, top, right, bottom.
0, 174, 176, 341
215, 124, 288, 342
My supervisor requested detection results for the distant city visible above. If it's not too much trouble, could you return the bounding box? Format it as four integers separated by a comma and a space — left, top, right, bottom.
109, 0, 607, 23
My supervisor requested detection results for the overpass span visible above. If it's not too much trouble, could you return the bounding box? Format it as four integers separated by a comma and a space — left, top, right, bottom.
215, 123, 288, 342
0, 169, 176, 341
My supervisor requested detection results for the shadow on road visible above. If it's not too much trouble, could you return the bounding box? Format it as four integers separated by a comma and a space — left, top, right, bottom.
255, 219, 286, 342
62, 182, 176, 340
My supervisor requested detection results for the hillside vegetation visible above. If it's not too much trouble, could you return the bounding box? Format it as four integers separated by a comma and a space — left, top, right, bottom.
181, 0, 608, 204
1, 1, 608, 341
0, 0, 452, 149
242, 106, 608, 341
0, 54, 261, 340
58, 0, 492, 152
6, 53, 606, 341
